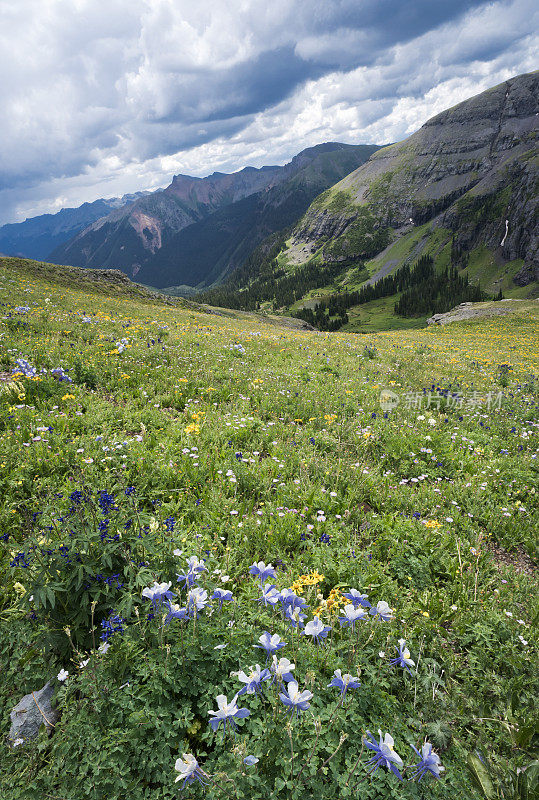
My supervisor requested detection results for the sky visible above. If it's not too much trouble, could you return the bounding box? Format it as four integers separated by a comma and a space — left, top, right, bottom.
0, 0, 537, 225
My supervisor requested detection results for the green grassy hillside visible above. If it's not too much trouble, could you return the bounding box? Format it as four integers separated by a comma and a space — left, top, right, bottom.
0, 259, 537, 799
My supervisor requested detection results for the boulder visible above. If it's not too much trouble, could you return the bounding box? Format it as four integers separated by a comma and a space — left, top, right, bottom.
9, 682, 59, 745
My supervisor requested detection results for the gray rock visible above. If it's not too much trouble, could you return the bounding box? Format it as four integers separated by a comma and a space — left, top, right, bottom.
9, 682, 59, 744
426, 300, 538, 326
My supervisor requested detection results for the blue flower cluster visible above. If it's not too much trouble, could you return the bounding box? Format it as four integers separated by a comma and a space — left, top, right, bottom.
100, 611, 126, 642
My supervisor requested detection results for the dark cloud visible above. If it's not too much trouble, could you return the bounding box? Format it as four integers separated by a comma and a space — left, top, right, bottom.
0, 0, 536, 223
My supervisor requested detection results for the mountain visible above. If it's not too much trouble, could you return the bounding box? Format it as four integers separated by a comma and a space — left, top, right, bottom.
202, 71, 538, 329
0, 192, 152, 261
134, 144, 380, 289
286, 71, 538, 284
49, 143, 380, 287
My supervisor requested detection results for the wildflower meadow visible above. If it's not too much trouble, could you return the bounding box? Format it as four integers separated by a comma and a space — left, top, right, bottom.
0, 258, 537, 799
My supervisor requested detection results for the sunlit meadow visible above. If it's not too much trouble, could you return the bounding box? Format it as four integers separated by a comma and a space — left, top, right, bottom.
0, 259, 537, 799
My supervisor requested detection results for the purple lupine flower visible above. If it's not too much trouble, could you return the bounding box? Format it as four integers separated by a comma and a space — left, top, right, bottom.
303, 616, 331, 644
249, 561, 277, 584
338, 603, 367, 630
208, 694, 250, 735
279, 680, 313, 718
211, 588, 233, 611
271, 656, 295, 683
174, 754, 208, 789
408, 742, 444, 781
327, 669, 361, 698
342, 588, 371, 609
254, 631, 286, 657
363, 730, 403, 779
369, 600, 394, 622
258, 583, 281, 607
236, 664, 270, 695
100, 611, 125, 641
177, 555, 207, 588
389, 639, 415, 674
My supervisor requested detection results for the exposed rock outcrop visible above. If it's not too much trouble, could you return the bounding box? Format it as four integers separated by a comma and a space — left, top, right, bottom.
426, 300, 534, 325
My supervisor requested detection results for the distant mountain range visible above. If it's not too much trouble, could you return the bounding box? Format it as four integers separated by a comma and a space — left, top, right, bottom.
0, 192, 152, 261
48, 143, 380, 289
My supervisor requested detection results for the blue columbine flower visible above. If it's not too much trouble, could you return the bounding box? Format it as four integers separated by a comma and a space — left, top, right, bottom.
284, 605, 307, 629
279, 680, 313, 718
279, 588, 307, 612
254, 631, 286, 658
364, 730, 404, 780
257, 583, 281, 607
243, 756, 259, 766
141, 581, 175, 610
249, 561, 277, 584
236, 664, 271, 695
327, 669, 361, 698
174, 753, 208, 789
389, 639, 415, 674
50, 367, 72, 383
369, 600, 394, 622
208, 694, 250, 735
303, 616, 331, 644
164, 601, 187, 624
177, 555, 207, 588
338, 603, 367, 631
409, 742, 444, 781
271, 656, 295, 683
342, 588, 371, 609
12, 358, 36, 377
186, 587, 208, 617
211, 588, 233, 611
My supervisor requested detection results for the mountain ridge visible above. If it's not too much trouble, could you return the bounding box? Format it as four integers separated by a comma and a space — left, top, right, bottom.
49, 142, 380, 286
287, 71, 538, 275
0, 192, 152, 261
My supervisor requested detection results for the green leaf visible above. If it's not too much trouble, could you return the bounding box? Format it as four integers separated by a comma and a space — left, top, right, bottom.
45, 586, 56, 608
519, 761, 539, 800
467, 754, 496, 799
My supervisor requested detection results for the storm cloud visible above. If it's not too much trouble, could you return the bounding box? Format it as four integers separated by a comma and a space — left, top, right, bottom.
0, 0, 536, 223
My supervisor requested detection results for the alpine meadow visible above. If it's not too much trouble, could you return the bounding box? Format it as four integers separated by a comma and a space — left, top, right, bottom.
0, 254, 537, 799
0, 3, 538, 800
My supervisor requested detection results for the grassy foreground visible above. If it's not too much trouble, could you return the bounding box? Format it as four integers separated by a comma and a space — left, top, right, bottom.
0, 259, 537, 799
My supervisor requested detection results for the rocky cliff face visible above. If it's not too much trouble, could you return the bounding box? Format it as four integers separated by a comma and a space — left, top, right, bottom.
287, 71, 538, 284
